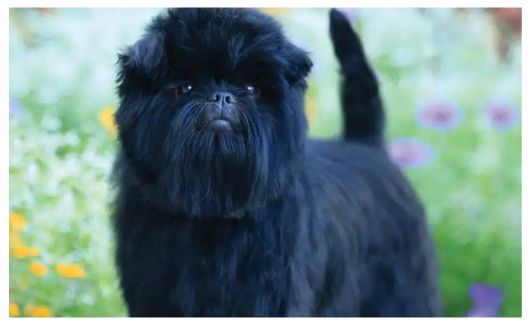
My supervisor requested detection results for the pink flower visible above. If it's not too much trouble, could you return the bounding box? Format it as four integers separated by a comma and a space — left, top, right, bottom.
388, 138, 435, 169
416, 99, 463, 131
484, 100, 520, 131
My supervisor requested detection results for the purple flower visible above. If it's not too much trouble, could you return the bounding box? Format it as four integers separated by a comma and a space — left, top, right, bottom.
467, 284, 503, 317
416, 99, 463, 130
9, 97, 24, 118
484, 100, 520, 130
387, 138, 435, 169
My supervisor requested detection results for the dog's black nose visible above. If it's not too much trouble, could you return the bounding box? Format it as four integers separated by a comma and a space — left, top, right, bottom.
210, 92, 236, 105
204, 91, 239, 131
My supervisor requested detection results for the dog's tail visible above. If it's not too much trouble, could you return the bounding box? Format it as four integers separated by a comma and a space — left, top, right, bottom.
329, 9, 385, 145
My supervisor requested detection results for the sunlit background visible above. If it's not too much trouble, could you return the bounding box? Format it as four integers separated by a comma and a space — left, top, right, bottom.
9, 8, 521, 317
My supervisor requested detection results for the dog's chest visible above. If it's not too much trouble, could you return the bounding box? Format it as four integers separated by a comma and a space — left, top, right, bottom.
121, 212, 293, 316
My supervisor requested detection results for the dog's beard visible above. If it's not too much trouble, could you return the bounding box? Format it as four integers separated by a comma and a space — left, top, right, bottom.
155, 100, 275, 217
117, 87, 308, 219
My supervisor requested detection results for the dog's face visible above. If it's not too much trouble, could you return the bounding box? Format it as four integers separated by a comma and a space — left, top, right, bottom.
116, 9, 312, 217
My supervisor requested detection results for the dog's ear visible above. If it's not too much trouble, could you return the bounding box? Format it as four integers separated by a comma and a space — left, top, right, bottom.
117, 32, 166, 93
283, 42, 313, 86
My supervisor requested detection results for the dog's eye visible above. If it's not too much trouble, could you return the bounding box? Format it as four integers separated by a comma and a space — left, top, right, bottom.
244, 84, 256, 95
177, 82, 193, 96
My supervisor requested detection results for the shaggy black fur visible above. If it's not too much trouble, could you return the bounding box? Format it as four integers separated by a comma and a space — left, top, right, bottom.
112, 8, 441, 316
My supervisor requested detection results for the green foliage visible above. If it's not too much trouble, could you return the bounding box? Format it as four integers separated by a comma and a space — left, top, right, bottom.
9, 8, 521, 317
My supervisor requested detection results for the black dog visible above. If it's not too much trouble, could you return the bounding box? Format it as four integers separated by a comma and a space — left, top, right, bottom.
112, 8, 441, 316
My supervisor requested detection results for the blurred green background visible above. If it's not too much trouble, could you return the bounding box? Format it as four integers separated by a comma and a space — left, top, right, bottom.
9, 8, 521, 317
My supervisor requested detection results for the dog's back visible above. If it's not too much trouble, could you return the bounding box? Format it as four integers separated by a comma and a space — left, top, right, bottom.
294, 9, 442, 315
301, 139, 441, 315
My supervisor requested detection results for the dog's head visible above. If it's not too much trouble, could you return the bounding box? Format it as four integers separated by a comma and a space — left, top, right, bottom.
116, 8, 312, 217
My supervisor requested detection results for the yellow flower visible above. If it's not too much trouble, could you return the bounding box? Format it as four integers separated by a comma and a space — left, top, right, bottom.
56, 263, 86, 279
13, 245, 40, 259
25, 305, 53, 317
98, 106, 117, 133
261, 8, 290, 16
9, 211, 27, 231
30, 261, 49, 277
305, 97, 317, 128
9, 302, 20, 317
10, 232, 23, 248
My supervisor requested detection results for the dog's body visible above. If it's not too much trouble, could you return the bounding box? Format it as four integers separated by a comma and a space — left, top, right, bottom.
113, 8, 441, 316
